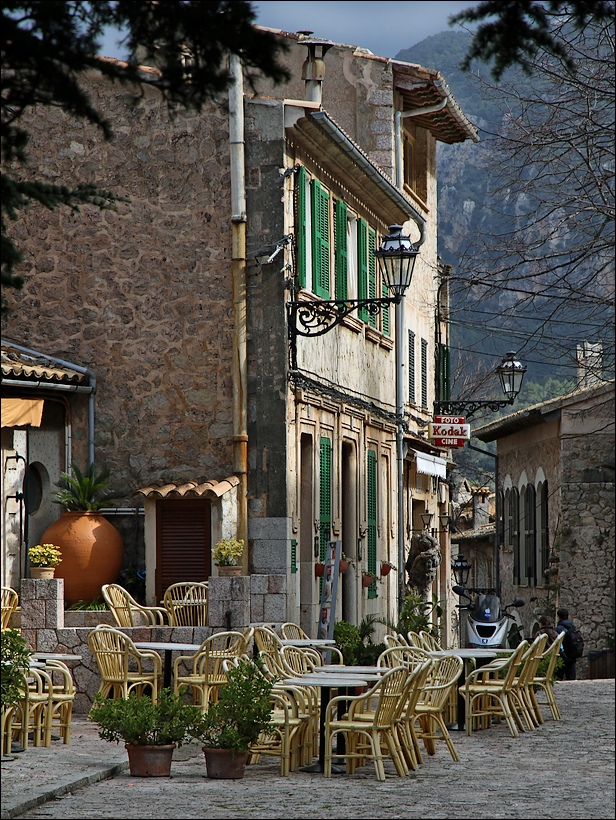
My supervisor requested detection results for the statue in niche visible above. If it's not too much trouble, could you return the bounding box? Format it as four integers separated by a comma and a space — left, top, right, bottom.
405, 530, 441, 601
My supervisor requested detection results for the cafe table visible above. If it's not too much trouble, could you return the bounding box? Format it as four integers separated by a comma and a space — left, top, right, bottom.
134, 641, 202, 690
280, 639, 336, 647
281, 671, 377, 773
428, 647, 516, 731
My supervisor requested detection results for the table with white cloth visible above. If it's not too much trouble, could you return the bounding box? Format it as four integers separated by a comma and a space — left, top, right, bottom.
428, 647, 516, 730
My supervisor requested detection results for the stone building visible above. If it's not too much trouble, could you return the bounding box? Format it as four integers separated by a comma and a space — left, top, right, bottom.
473, 380, 615, 676
1, 29, 477, 640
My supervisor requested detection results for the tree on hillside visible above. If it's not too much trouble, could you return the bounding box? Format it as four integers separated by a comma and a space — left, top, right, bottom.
1, 1, 288, 304
451, 12, 615, 384
451, 0, 615, 79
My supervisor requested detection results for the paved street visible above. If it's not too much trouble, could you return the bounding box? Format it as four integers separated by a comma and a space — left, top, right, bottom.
2, 680, 614, 820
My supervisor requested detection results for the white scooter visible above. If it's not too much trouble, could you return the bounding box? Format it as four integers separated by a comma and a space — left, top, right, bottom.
453, 585, 525, 648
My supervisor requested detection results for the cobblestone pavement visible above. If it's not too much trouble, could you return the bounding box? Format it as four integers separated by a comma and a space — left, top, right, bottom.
2, 680, 614, 820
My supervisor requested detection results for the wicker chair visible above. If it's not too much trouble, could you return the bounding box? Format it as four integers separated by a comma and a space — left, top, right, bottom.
280, 622, 310, 640
163, 582, 209, 626
530, 630, 566, 721
87, 625, 162, 701
102, 583, 168, 627
172, 630, 248, 710
414, 654, 463, 762
1, 587, 19, 630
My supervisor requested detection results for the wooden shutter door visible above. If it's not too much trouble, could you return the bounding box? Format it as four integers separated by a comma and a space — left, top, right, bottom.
155, 499, 212, 600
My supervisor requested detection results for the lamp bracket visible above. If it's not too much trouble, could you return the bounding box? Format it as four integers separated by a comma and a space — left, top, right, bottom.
287, 296, 398, 338
433, 398, 515, 421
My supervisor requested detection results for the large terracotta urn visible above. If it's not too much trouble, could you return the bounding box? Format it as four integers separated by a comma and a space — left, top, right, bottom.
39, 512, 124, 605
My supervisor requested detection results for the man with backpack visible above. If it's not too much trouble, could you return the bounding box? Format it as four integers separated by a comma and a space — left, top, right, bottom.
556, 607, 585, 680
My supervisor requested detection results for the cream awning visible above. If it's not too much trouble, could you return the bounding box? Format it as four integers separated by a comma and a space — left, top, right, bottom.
413, 450, 447, 479
1, 398, 44, 427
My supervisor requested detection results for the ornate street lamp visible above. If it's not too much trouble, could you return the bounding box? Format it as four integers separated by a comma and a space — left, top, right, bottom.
434, 352, 527, 420
451, 553, 472, 588
420, 511, 434, 530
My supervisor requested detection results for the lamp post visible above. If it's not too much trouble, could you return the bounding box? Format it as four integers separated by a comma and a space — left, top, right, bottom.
433, 352, 527, 420
452, 553, 472, 588
286, 224, 419, 615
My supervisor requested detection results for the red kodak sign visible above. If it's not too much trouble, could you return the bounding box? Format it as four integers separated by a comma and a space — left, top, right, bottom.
428, 422, 471, 440
432, 437, 467, 448
433, 415, 466, 424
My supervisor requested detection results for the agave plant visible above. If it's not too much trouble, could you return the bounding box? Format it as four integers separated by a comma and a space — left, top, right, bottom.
52, 463, 119, 511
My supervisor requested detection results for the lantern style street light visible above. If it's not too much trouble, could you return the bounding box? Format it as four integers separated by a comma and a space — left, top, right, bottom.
452, 553, 472, 588
434, 352, 527, 420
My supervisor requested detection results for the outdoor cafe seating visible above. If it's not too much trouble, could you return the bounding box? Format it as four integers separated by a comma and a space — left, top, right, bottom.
87, 624, 162, 701
163, 581, 209, 626
101, 583, 169, 627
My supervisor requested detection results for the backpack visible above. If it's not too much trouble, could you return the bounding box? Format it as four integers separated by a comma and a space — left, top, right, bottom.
563, 624, 585, 659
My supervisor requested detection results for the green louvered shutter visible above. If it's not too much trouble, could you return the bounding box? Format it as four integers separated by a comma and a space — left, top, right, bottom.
438, 343, 450, 402
297, 167, 307, 288
312, 180, 330, 298
335, 200, 348, 301
408, 331, 416, 404
367, 449, 377, 599
358, 219, 368, 322
421, 338, 428, 409
290, 539, 298, 573
319, 438, 332, 562
367, 228, 378, 329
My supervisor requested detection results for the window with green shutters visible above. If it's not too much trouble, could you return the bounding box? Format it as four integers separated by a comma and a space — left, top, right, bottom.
319, 438, 332, 562
366, 228, 377, 329
366, 449, 377, 598
421, 338, 428, 409
290, 539, 298, 573
358, 218, 368, 322
296, 166, 308, 288
311, 180, 330, 299
334, 200, 348, 301
408, 331, 416, 404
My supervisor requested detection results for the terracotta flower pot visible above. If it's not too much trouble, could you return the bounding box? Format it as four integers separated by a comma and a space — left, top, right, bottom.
217, 565, 242, 577
315, 562, 325, 578
203, 747, 247, 779
125, 744, 175, 777
339, 560, 351, 573
30, 567, 56, 580
362, 574, 375, 587
40, 511, 124, 606
381, 563, 392, 577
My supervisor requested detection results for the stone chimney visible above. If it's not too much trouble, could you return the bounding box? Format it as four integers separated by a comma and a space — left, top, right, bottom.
576, 341, 603, 389
472, 487, 490, 530
300, 36, 333, 105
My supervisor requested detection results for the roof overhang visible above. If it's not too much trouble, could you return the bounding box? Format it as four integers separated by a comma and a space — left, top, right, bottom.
1, 340, 91, 390
286, 108, 426, 237
136, 476, 240, 500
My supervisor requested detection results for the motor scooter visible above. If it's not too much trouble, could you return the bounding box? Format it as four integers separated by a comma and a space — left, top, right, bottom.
453, 585, 525, 648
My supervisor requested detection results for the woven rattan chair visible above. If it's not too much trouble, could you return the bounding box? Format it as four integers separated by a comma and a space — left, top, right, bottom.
459, 640, 529, 738
1, 587, 19, 630
377, 645, 432, 669
172, 631, 248, 710
324, 666, 410, 781
414, 654, 463, 762
87, 625, 162, 701
280, 622, 310, 640
418, 630, 441, 650
38, 659, 76, 745
530, 630, 566, 721
102, 583, 168, 627
510, 633, 549, 731
253, 625, 284, 655
163, 582, 209, 626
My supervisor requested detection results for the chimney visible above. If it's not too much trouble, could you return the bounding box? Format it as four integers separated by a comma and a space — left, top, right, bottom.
472, 487, 490, 530
576, 341, 603, 388
300, 36, 333, 105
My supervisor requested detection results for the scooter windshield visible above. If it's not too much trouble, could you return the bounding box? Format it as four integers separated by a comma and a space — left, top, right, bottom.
472, 593, 501, 623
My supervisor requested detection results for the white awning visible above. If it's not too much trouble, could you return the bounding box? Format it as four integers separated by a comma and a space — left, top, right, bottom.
413, 450, 447, 479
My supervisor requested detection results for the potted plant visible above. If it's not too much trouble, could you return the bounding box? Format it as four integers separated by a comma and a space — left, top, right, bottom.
88, 688, 202, 777
1, 628, 31, 749
190, 657, 274, 779
212, 538, 244, 576
339, 554, 353, 573
380, 561, 397, 577
28, 543, 62, 579
362, 571, 377, 587
314, 561, 325, 577
38, 463, 124, 605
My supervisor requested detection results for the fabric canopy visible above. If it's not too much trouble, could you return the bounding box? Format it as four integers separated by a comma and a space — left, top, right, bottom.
1, 398, 44, 427
413, 450, 447, 479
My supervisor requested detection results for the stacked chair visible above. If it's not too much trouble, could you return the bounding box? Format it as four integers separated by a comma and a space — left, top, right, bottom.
2, 586, 19, 630
413, 654, 463, 762
163, 581, 209, 626
173, 630, 250, 710
530, 630, 566, 722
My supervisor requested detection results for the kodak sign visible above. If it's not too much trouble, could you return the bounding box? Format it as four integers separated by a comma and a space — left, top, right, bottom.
428, 416, 470, 449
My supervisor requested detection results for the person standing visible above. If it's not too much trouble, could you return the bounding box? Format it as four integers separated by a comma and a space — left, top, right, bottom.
556, 607, 581, 680
537, 614, 559, 644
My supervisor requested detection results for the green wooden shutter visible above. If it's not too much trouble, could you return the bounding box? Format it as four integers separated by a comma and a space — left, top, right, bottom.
367, 228, 377, 329
367, 449, 377, 598
290, 539, 298, 573
319, 438, 332, 561
297, 166, 307, 288
358, 219, 368, 322
311, 180, 330, 298
408, 331, 416, 404
421, 337, 428, 409
334, 200, 348, 301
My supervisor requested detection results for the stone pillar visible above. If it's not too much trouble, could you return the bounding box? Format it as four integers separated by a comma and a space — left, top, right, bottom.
20, 578, 65, 651
207, 576, 250, 631
250, 574, 287, 623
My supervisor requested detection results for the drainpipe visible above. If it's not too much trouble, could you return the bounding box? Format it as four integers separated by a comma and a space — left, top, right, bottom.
1, 341, 96, 466
228, 55, 248, 558
394, 98, 448, 189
